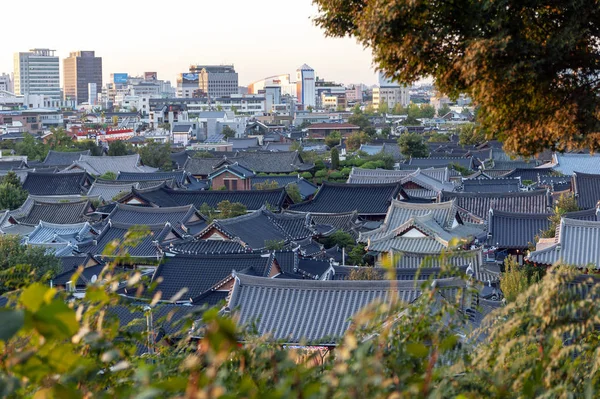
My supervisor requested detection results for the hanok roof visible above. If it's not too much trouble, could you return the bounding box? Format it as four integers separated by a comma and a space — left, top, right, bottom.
234, 151, 313, 173
227, 274, 465, 344
197, 208, 313, 250
51, 254, 103, 287
87, 182, 138, 202
347, 167, 450, 185
43, 150, 91, 166
165, 239, 248, 255
440, 189, 551, 221
64, 154, 157, 175
183, 156, 230, 176
117, 171, 191, 186
208, 162, 255, 179
498, 168, 554, 180
408, 157, 473, 170
487, 210, 551, 249
527, 218, 600, 267
563, 207, 600, 222
172, 124, 192, 133
108, 203, 204, 235
78, 221, 181, 258
22, 171, 91, 196
0, 160, 28, 170
11, 198, 93, 226
151, 253, 277, 302
25, 221, 97, 244
288, 182, 402, 215
461, 178, 521, 193
251, 176, 318, 199
291, 211, 363, 239
230, 137, 259, 150
572, 172, 600, 210
551, 153, 600, 175
308, 122, 359, 130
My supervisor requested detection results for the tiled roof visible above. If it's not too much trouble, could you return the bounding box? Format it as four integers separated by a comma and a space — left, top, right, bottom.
332, 264, 470, 281
0, 160, 28, 170
573, 172, 600, 210
251, 176, 318, 199
461, 178, 521, 193
527, 218, 600, 267
183, 157, 230, 176
227, 274, 466, 344
234, 151, 313, 173
170, 150, 193, 169
117, 171, 190, 185
289, 182, 402, 215
296, 258, 331, 279
347, 167, 450, 185
308, 123, 359, 129
43, 150, 91, 166
440, 189, 551, 221
25, 221, 97, 244
108, 203, 202, 234
491, 160, 540, 169
126, 185, 288, 211
408, 157, 473, 170
87, 182, 137, 201
487, 210, 551, 249
230, 137, 259, 150
293, 211, 362, 239
172, 124, 192, 133
208, 162, 255, 179
151, 253, 275, 302
52, 254, 102, 287
553, 153, 600, 175
12, 199, 93, 226
198, 208, 312, 250
78, 221, 179, 257
498, 168, 554, 180
165, 239, 248, 255
22, 172, 90, 196
64, 154, 155, 175
563, 208, 600, 221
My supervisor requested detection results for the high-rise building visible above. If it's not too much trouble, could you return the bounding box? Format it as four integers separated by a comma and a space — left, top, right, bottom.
63, 51, 102, 104
373, 71, 410, 110
296, 64, 316, 108
13, 49, 61, 100
188, 65, 238, 99
0, 73, 13, 93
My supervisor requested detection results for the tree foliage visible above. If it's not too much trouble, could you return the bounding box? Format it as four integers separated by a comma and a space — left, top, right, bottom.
348, 266, 383, 280
222, 125, 236, 139
330, 147, 340, 170
346, 132, 369, 151
107, 140, 129, 156
457, 123, 487, 146
285, 183, 303, 203
499, 255, 540, 302
98, 171, 117, 180
137, 141, 172, 170
541, 192, 580, 238
398, 133, 429, 158
253, 180, 279, 190
0, 171, 28, 210
216, 200, 247, 219
324, 131, 342, 148
315, 0, 600, 155
437, 103, 452, 117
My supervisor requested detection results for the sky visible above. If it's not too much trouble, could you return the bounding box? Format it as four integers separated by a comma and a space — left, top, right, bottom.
1, 0, 378, 87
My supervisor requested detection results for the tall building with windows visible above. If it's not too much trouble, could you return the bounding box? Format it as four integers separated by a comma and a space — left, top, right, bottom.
373, 71, 410, 110
63, 51, 103, 104
13, 49, 61, 100
188, 65, 238, 99
296, 64, 316, 108
0, 73, 12, 93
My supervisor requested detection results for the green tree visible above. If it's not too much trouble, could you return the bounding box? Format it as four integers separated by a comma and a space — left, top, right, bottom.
419, 104, 435, 118
437, 103, 452, 117
216, 200, 247, 219
222, 125, 236, 139
346, 131, 369, 151
254, 180, 279, 190
324, 131, 341, 148
74, 139, 103, 156
137, 141, 172, 170
0, 171, 28, 210
398, 133, 429, 158
500, 255, 541, 303
392, 103, 408, 115
314, 0, 600, 154
348, 266, 382, 280
264, 240, 285, 250
330, 147, 340, 170
326, 230, 355, 249
14, 133, 49, 161
348, 110, 372, 132
285, 183, 303, 203
99, 171, 117, 180
0, 235, 61, 293
47, 127, 75, 150
193, 151, 214, 158
428, 132, 450, 142
107, 140, 129, 156
541, 192, 580, 238
457, 123, 487, 145
377, 101, 389, 115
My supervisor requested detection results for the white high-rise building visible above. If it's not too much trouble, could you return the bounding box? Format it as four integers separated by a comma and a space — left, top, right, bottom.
14, 49, 61, 100
373, 71, 410, 110
0, 73, 13, 93
296, 64, 316, 108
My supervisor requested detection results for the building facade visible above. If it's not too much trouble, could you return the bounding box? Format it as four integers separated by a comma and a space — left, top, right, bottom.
372, 86, 410, 110
0, 73, 13, 93
63, 51, 103, 104
13, 49, 61, 100
296, 64, 316, 108
187, 65, 238, 99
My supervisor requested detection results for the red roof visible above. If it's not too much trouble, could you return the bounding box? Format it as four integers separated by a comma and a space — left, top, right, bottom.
307, 123, 360, 129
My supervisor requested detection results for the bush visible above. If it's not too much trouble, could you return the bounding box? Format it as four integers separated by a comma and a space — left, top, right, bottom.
301, 172, 313, 179
315, 169, 328, 178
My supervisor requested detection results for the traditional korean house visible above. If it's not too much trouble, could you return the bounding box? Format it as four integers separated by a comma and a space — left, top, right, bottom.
10, 198, 95, 226
50, 254, 104, 290
196, 208, 314, 251
61, 154, 157, 175
24, 221, 98, 246
118, 184, 291, 211
251, 176, 318, 200
22, 171, 93, 196
440, 189, 552, 224
107, 203, 207, 236
116, 170, 195, 187
208, 163, 255, 190
460, 178, 521, 193
42, 150, 91, 169
528, 218, 600, 268
347, 167, 452, 185
572, 172, 600, 210
486, 209, 551, 264
288, 182, 405, 220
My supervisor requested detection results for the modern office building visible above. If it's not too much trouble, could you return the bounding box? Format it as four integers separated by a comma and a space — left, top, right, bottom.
13, 49, 61, 100
63, 51, 103, 104
373, 71, 410, 110
248, 74, 297, 97
296, 64, 316, 108
188, 65, 238, 99
0, 73, 13, 93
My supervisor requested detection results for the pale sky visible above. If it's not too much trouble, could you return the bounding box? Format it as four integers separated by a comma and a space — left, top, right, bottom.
1, 0, 378, 87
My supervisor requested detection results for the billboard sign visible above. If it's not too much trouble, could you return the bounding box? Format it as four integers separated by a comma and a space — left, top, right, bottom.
144, 72, 157, 81
182, 73, 199, 83
113, 73, 128, 84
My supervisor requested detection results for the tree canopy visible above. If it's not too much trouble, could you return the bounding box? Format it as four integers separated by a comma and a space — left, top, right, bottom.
398, 133, 429, 158
314, 0, 600, 155
0, 171, 28, 210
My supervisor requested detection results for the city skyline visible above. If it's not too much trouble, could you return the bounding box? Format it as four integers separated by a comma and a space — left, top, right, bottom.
1, 0, 377, 87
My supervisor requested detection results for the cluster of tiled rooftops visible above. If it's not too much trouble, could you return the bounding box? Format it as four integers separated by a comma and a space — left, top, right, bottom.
2, 145, 600, 345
